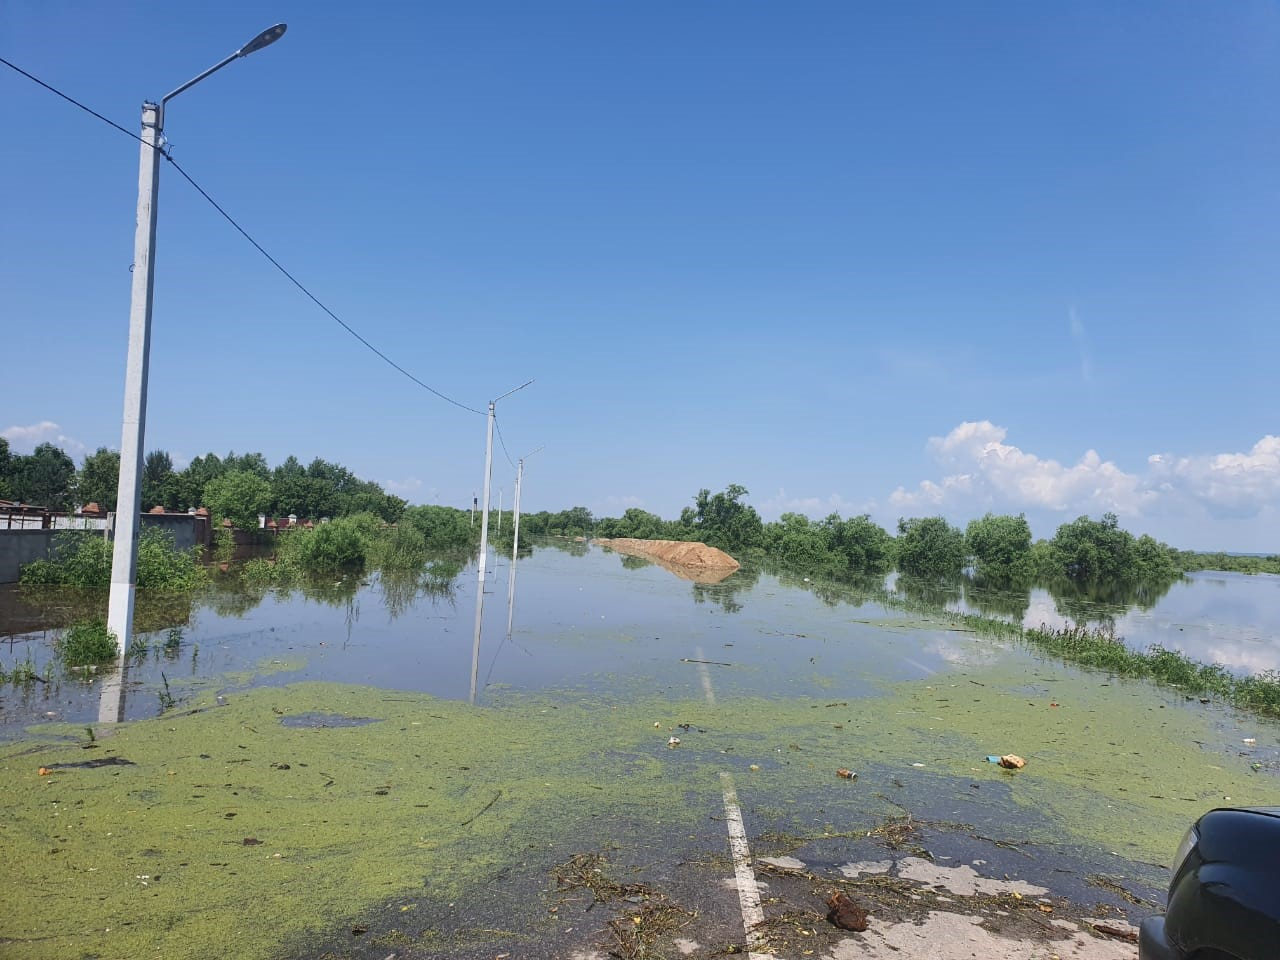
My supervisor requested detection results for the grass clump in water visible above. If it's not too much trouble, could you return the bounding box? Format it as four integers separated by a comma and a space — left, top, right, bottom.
0, 654, 42, 684
1025, 622, 1280, 718
57, 618, 118, 667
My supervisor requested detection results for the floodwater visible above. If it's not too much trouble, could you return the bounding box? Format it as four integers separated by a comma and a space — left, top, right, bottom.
2, 541, 1279, 731
3, 540, 1280, 959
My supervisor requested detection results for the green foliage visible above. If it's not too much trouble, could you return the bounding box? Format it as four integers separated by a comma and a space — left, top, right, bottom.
76, 447, 121, 511
680, 484, 764, 554
0, 436, 11, 499
828, 513, 894, 574
58, 619, 119, 667
7, 442, 76, 510
136, 528, 207, 590
965, 513, 1033, 581
0, 654, 41, 685
1024, 622, 1280, 718
895, 516, 967, 578
20, 532, 112, 587
141, 450, 178, 511
368, 522, 428, 571
764, 512, 834, 570
277, 514, 380, 573
1175, 551, 1280, 575
401, 505, 478, 552
204, 470, 273, 530
20, 528, 206, 590
1047, 513, 1178, 584
594, 507, 688, 541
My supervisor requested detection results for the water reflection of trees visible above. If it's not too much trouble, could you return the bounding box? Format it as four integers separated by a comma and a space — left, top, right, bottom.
543, 536, 589, 557
963, 575, 1032, 622
619, 554, 652, 571
11, 585, 195, 636
895, 575, 964, 611
691, 565, 762, 614
379, 564, 460, 621
770, 564, 887, 609
1044, 576, 1179, 627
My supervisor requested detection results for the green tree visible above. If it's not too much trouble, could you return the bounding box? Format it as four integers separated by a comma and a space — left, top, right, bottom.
141, 450, 177, 511
1049, 513, 1142, 583
553, 506, 594, 536
11, 442, 76, 510
203, 470, 273, 530
764, 512, 832, 569
828, 513, 894, 574
0, 436, 12, 499
965, 513, 1033, 581
895, 516, 967, 578
681, 484, 763, 553
597, 507, 672, 540
175, 453, 225, 510
76, 447, 121, 511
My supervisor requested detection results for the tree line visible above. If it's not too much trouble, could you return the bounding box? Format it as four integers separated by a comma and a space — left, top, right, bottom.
0, 438, 405, 528
527, 484, 1245, 586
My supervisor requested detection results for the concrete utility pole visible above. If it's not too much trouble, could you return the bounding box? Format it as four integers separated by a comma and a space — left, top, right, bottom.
469, 380, 533, 704
505, 445, 542, 639
106, 23, 287, 657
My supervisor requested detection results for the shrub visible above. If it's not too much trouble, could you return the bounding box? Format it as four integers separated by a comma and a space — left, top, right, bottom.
59, 619, 119, 667
895, 516, 967, 578
20, 528, 206, 591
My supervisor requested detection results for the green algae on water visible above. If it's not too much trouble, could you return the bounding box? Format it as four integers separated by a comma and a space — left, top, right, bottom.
1, 659, 1275, 960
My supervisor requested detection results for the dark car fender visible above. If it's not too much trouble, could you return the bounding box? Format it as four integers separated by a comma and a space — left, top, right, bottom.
1164, 809, 1280, 959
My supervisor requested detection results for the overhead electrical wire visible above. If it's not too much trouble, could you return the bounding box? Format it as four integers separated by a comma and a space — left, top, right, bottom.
1, 55, 485, 418
493, 417, 517, 470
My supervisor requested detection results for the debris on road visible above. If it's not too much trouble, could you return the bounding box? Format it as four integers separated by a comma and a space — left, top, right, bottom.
987, 754, 1026, 768
826, 891, 870, 931
836, 768, 857, 779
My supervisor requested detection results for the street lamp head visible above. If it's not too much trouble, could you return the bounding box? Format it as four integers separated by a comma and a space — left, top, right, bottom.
238, 23, 287, 57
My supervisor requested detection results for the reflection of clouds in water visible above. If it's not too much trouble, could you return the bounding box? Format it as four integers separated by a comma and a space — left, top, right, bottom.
921, 635, 1002, 667
1190, 643, 1280, 675
1023, 593, 1068, 629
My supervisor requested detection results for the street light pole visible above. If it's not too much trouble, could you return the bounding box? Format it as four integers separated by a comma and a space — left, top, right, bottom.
106, 24, 287, 655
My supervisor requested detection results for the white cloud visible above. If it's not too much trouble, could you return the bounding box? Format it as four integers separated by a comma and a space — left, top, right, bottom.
2, 421, 88, 458
1148, 436, 1280, 516
891, 421, 1279, 523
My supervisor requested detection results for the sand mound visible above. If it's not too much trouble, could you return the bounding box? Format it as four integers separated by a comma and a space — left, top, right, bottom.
593, 538, 740, 583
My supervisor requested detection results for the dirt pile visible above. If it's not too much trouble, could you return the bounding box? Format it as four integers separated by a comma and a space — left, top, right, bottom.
593, 538, 741, 584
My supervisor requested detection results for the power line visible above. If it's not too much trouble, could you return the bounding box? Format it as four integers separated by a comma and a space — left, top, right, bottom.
0, 56, 144, 145
493, 416, 517, 470
0, 55, 485, 417
163, 155, 484, 415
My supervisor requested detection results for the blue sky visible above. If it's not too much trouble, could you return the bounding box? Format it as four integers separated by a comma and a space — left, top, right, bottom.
2, 2, 1277, 551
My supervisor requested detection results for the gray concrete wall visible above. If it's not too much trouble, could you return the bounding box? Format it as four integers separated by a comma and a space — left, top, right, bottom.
0, 529, 58, 583
0, 514, 209, 583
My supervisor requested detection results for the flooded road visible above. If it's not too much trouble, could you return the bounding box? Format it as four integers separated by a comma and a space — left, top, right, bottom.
1, 541, 1278, 959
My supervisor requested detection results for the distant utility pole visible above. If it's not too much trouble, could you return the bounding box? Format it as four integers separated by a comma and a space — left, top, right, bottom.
470, 379, 533, 704
497, 488, 503, 534
506, 445, 543, 638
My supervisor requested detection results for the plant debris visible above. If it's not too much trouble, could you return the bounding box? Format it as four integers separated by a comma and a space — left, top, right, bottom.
825, 891, 870, 931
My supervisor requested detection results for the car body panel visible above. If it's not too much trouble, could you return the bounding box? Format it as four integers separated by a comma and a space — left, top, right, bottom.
1140, 807, 1280, 960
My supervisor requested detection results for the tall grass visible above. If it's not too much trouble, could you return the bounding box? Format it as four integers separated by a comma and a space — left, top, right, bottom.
1025, 622, 1280, 718
58, 619, 119, 667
